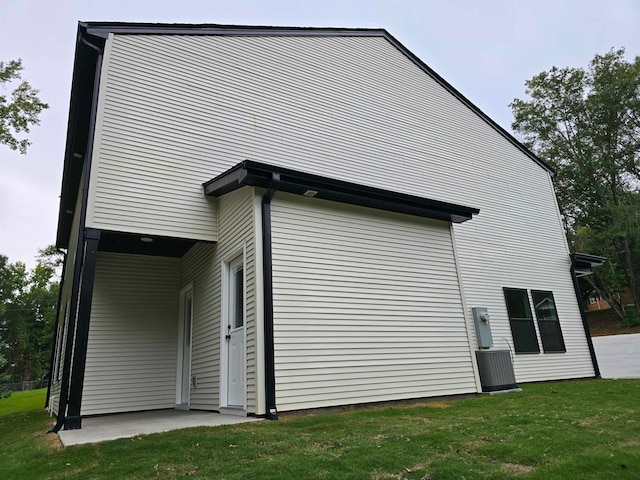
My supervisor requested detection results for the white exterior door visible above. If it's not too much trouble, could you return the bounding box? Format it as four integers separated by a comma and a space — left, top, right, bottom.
226, 256, 245, 407
177, 286, 193, 407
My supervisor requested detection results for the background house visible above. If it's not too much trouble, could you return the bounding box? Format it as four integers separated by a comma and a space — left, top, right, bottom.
48, 22, 600, 430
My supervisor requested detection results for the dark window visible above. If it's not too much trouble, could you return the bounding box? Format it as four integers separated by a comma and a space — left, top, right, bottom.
531, 290, 566, 353
234, 267, 244, 329
503, 288, 540, 353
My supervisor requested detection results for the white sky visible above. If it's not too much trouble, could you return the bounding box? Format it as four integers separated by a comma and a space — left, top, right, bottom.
0, 0, 638, 268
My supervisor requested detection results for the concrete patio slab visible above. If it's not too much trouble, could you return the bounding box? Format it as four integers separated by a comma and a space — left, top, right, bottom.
58, 409, 262, 447
592, 333, 640, 379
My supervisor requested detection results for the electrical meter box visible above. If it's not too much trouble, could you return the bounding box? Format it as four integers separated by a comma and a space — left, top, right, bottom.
472, 307, 493, 349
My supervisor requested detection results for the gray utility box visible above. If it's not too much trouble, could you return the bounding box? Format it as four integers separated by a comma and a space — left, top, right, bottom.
475, 350, 518, 392
472, 307, 493, 348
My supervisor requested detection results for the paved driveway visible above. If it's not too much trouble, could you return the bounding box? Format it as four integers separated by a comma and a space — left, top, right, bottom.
592, 333, 640, 379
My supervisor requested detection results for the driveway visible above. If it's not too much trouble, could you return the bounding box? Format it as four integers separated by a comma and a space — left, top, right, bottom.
592, 333, 640, 379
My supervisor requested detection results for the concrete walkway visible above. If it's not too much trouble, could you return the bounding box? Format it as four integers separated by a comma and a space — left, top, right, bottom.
58, 409, 261, 447
592, 333, 640, 379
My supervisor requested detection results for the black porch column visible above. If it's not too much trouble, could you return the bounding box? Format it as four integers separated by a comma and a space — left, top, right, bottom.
64, 228, 101, 429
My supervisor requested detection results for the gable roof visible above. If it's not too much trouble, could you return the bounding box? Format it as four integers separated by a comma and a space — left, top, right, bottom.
56, 22, 552, 248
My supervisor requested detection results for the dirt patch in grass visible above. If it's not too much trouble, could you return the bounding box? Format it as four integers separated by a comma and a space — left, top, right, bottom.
372, 463, 428, 480
35, 430, 62, 451
423, 402, 451, 409
501, 462, 535, 475
310, 441, 334, 451
623, 438, 640, 446
571, 416, 602, 427
464, 438, 492, 449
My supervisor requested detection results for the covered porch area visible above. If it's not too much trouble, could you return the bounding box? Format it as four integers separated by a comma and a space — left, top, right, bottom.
57, 409, 261, 446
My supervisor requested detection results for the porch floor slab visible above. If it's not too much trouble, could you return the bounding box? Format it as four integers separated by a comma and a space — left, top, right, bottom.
58, 409, 262, 447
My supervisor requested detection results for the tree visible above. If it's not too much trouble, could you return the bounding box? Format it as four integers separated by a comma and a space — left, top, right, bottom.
511, 48, 640, 324
0, 58, 49, 154
0, 247, 61, 384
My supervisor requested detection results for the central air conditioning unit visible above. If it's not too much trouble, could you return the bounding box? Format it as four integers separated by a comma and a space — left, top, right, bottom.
475, 349, 518, 392
471, 307, 518, 393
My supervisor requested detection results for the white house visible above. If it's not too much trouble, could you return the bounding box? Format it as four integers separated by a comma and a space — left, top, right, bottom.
47, 22, 603, 430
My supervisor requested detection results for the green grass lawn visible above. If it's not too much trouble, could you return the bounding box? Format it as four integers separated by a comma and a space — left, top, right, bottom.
0, 380, 639, 479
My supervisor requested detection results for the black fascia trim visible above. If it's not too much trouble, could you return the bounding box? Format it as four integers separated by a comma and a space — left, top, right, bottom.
570, 252, 607, 277
81, 22, 387, 39
77, 21, 551, 177
204, 160, 479, 223
55, 24, 105, 249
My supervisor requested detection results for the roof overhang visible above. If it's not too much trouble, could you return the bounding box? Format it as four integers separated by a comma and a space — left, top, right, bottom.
571, 252, 607, 277
55, 25, 105, 249
204, 160, 479, 223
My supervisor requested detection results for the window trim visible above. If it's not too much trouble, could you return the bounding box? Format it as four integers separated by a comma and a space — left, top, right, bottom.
503, 287, 540, 354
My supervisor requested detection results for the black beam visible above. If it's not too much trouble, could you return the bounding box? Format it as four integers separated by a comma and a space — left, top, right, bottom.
65, 229, 101, 429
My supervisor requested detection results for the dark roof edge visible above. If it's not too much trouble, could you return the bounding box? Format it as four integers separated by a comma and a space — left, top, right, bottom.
55, 24, 105, 248
81, 21, 388, 39
204, 160, 480, 224
571, 252, 607, 277
78, 21, 553, 177
571, 252, 607, 266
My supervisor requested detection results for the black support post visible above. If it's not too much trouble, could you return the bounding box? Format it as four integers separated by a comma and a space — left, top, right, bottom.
64, 229, 101, 429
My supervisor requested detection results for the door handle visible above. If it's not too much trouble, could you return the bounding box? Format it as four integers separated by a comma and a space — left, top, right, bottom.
225, 324, 231, 340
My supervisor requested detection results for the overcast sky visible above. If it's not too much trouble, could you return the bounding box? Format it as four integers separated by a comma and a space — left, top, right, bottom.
1, 0, 638, 268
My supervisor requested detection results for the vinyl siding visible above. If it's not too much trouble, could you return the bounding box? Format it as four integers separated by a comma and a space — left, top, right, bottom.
180, 243, 217, 409
452, 174, 595, 381
181, 187, 259, 413
88, 33, 593, 387
271, 194, 477, 411
81, 253, 180, 415
85, 34, 218, 241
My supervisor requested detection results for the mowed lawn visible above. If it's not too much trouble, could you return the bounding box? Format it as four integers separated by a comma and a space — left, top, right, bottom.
0, 380, 639, 479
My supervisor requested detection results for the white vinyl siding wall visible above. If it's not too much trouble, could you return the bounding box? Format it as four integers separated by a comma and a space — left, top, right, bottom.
181, 187, 259, 413
85, 35, 218, 241
89, 33, 593, 386
81, 253, 180, 415
270, 194, 477, 411
452, 177, 595, 380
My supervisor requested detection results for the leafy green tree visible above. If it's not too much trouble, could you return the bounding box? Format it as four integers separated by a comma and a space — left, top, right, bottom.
0, 58, 49, 154
511, 48, 640, 324
0, 248, 61, 383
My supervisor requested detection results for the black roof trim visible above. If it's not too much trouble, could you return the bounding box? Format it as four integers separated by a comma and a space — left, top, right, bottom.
55, 26, 105, 248
78, 21, 553, 176
204, 160, 479, 224
82, 22, 386, 39
571, 252, 607, 277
